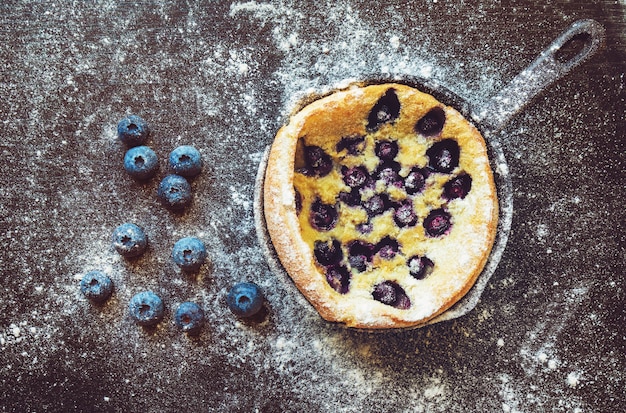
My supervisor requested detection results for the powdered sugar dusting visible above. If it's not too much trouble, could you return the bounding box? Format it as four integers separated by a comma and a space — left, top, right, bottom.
230, 0, 486, 119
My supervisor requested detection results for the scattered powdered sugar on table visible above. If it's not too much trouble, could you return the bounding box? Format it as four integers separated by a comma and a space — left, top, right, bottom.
229, 0, 501, 118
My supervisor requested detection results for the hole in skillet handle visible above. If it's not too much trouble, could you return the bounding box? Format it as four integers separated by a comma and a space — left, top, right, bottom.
551, 20, 605, 73
554, 32, 593, 64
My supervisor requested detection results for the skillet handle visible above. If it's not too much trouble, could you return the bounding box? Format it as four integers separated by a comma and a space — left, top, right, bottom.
472, 19, 605, 131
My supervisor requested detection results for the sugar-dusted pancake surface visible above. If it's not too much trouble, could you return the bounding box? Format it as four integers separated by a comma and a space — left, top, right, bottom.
264, 83, 498, 329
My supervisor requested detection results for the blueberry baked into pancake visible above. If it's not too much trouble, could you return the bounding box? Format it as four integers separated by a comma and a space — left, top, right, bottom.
263, 83, 498, 329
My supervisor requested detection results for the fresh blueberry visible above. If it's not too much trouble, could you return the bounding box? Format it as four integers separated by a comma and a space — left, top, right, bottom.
348, 240, 375, 259
336, 135, 366, 155
342, 165, 370, 188
416, 107, 446, 136
169, 145, 202, 178
393, 199, 418, 227
347, 240, 375, 272
424, 208, 452, 237
348, 255, 368, 272
129, 291, 164, 326
226, 282, 264, 318
378, 167, 401, 186
356, 221, 373, 234
372, 280, 411, 309
404, 168, 427, 195
314, 239, 343, 266
175, 301, 205, 333
367, 88, 400, 131
309, 199, 338, 231
375, 140, 399, 161
158, 174, 192, 210
427, 139, 460, 173
407, 255, 434, 279
80, 270, 113, 303
363, 194, 389, 217
443, 174, 472, 200
117, 115, 150, 147
375, 236, 400, 259
302, 145, 333, 177
123, 146, 158, 180
325, 265, 351, 294
172, 237, 207, 272
339, 188, 362, 207
375, 162, 403, 187
112, 223, 147, 258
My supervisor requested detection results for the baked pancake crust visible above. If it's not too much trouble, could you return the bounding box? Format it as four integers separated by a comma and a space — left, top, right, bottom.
264, 83, 498, 329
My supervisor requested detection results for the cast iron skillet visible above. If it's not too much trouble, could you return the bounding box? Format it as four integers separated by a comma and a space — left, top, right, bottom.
254, 19, 605, 328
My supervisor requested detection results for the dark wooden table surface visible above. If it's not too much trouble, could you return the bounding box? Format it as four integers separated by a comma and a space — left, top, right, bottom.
1, 1, 624, 412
